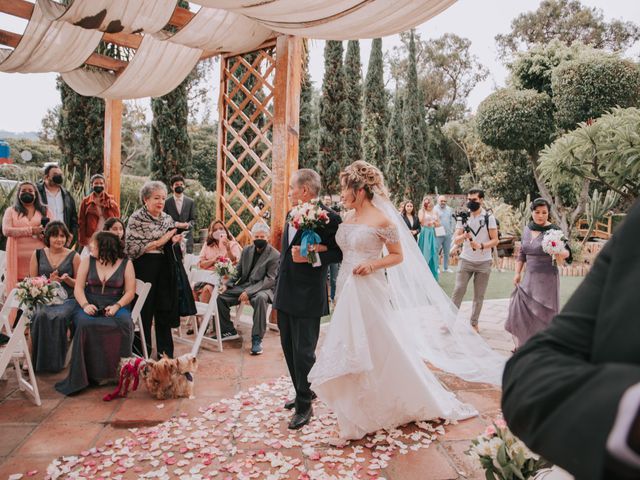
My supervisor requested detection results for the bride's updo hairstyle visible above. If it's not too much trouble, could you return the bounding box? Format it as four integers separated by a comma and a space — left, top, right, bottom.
340, 160, 388, 200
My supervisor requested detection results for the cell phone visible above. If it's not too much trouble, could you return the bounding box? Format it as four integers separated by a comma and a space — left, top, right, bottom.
95, 308, 105, 316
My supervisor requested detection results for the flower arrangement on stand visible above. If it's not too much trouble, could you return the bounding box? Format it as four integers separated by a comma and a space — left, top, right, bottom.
541, 229, 568, 266
15, 276, 66, 320
288, 200, 330, 264
212, 256, 236, 282
466, 417, 550, 480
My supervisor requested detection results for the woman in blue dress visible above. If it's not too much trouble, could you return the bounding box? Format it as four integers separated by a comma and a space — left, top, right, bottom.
417, 196, 440, 281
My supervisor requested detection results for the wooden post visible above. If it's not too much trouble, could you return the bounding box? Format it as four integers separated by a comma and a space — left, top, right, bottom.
103, 99, 123, 206
271, 35, 303, 248
216, 58, 227, 223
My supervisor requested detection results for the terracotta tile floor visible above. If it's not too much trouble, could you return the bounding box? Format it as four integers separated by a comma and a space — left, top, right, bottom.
0, 300, 511, 479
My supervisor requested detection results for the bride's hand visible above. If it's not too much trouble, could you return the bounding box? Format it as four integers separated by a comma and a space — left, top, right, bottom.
353, 262, 375, 275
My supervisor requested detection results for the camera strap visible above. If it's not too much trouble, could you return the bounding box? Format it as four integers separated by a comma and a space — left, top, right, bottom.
467, 213, 491, 237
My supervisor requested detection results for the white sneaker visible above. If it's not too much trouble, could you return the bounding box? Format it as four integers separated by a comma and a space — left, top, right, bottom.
444, 268, 455, 273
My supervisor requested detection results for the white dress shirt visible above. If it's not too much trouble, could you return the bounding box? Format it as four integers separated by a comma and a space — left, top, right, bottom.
174, 195, 183, 215
45, 187, 64, 221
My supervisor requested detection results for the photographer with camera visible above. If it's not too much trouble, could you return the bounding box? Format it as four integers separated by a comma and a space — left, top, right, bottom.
451, 188, 499, 332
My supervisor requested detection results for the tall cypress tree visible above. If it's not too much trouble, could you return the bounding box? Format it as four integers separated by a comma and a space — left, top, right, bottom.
362, 38, 388, 167
403, 30, 429, 202
299, 49, 318, 170
318, 40, 346, 193
56, 78, 105, 180
150, 76, 192, 185
343, 40, 363, 162
385, 87, 406, 201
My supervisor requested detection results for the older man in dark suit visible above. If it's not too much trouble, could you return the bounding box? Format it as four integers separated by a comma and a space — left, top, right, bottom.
215, 222, 280, 356
502, 200, 640, 480
164, 174, 196, 253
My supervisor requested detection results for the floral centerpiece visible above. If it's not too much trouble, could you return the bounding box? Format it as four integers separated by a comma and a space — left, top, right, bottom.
541, 229, 568, 266
212, 256, 236, 280
15, 276, 66, 318
288, 200, 330, 264
466, 417, 550, 480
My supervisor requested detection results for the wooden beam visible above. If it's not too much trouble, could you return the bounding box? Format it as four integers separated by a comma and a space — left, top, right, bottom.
103, 32, 142, 50
216, 58, 227, 223
0, 0, 33, 20
271, 35, 303, 248
0, 29, 20, 48
168, 6, 195, 28
104, 99, 123, 206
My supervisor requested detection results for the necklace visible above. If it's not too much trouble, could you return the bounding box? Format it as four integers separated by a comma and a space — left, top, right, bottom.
46, 248, 67, 269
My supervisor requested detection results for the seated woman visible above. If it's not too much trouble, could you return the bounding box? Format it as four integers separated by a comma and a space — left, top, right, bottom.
194, 220, 242, 303
29, 221, 80, 373
81, 217, 126, 258
55, 232, 136, 396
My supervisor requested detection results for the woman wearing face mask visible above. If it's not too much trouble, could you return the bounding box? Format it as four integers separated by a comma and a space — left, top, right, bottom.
78, 174, 120, 248
505, 198, 572, 348
2, 181, 53, 296
193, 220, 242, 303
417, 196, 440, 281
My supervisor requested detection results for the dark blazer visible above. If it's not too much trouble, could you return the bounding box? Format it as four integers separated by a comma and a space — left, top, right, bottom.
502, 200, 640, 480
226, 244, 280, 300
273, 204, 342, 318
402, 214, 420, 239
164, 195, 196, 252
36, 181, 78, 238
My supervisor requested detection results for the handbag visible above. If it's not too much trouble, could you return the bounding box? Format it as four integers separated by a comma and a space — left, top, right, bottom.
435, 226, 446, 237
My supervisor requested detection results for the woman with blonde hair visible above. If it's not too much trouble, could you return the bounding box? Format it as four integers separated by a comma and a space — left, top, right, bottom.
417, 195, 440, 280
308, 160, 505, 442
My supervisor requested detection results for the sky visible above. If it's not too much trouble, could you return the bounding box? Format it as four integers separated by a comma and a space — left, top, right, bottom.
0, 0, 639, 133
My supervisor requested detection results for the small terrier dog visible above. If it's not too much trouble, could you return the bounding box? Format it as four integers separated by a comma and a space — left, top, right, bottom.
141, 353, 198, 400
105, 354, 198, 401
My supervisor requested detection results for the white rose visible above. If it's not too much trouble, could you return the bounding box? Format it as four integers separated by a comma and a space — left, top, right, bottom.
488, 437, 504, 458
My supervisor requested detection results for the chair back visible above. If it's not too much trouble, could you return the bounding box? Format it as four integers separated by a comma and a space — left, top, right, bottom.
131, 280, 151, 322
0, 289, 19, 330
191, 269, 219, 286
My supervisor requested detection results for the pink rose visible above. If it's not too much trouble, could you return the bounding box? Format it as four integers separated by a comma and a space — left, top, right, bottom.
484, 425, 496, 437
495, 418, 507, 429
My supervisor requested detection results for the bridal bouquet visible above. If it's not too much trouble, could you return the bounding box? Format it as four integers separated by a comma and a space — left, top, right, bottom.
212, 256, 236, 279
541, 229, 568, 266
466, 417, 549, 480
289, 200, 330, 264
15, 276, 66, 318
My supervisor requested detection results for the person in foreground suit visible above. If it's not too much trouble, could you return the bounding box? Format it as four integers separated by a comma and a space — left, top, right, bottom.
273, 169, 342, 430
164, 175, 196, 253
502, 200, 640, 480
215, 222, 280, 355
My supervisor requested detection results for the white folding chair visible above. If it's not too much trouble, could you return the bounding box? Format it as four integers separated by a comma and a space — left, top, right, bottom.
183, 254, 200, 283
0, 250, 6, 301
0, 289, 41, 406
235, 303, 278, 332
132, 279, 152, 359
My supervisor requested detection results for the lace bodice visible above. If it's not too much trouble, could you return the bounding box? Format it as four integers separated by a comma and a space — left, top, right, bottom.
335, 223, 399, 295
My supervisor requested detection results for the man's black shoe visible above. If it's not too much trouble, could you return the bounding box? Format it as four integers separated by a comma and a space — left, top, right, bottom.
288, 408, 312, 430
284, 391, 317, 410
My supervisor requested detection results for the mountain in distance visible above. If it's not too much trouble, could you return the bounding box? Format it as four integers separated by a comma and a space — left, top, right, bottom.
0, 130, 39, 141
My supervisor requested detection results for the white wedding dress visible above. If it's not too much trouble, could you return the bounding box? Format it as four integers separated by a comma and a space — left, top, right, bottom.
308, 221, 478, 439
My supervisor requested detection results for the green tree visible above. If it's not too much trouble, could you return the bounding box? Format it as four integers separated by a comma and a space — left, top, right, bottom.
188, 123, 217, 191
299, 50, 319, 170
150, 76, 192, 185
384, 88, 405, 202
402, 30, 429, 202
496, 0, 640, 59
56, 77, 105, 181
362, 38, 387, 167
343, 40, 363, 162
318, 40, 346, 193
121, 101, 150, 177
551, 54, 640, 129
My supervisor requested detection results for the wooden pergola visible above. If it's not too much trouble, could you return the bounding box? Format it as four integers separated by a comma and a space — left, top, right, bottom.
0, 0, 301, 247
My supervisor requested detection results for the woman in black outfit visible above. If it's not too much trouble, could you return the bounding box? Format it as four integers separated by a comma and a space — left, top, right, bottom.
125, 181, 194, 358
402, 201, 421, 240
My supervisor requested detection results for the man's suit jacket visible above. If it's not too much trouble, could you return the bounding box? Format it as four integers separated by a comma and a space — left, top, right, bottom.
502, 200, 640, 480
226, 244, 280, 300
164, 195, 196, 252
273, 204, 342, 318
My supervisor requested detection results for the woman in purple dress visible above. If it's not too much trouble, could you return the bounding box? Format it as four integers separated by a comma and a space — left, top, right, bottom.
505, 198, 571, 348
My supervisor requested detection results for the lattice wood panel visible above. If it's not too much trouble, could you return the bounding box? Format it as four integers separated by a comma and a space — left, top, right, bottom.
216, 45, 276, 244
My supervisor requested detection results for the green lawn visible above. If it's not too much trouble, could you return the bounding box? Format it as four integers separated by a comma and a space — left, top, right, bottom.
438, 270, 585, 307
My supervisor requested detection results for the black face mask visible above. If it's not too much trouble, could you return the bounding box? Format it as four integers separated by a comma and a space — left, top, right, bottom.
93, 186, 104, 194
253, 239, 268, 250
52, 174, 63, 185
174, 186, 184, 194
467, 200, 481, 212
20, 193, 35, 204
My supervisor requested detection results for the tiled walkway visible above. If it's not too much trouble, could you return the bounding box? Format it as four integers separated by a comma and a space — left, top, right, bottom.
0, 300, 514, 479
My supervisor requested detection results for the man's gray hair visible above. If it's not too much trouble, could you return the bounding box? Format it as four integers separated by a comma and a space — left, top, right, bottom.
140, 180, 167, 204
292, 169, 321, 196
251, 222, 271, 236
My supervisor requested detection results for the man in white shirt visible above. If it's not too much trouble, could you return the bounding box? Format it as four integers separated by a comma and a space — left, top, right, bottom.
36, 163, 78, 239
434, 195, 455, 273
451, 188, 499, 331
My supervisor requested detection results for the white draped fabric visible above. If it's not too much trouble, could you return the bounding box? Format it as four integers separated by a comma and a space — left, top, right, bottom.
0, 0, 457, 99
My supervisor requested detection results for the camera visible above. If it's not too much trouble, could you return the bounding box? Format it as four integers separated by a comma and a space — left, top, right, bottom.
455, 211, 471, 233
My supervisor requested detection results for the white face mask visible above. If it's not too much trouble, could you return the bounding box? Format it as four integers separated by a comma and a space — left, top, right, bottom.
213, 230, 226, 240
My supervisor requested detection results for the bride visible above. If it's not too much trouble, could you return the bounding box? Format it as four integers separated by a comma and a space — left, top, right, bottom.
308, 161, 505, 440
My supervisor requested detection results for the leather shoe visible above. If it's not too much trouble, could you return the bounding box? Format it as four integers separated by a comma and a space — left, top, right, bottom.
284, 391, 317, 410
288, 408, 312, 430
